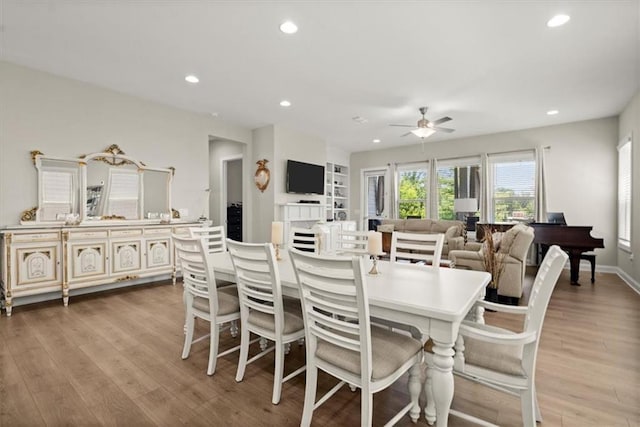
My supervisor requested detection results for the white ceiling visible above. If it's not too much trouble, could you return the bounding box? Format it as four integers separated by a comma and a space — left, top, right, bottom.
1, 1, 639, 153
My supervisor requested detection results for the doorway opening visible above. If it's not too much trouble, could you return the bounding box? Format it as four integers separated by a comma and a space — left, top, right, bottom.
209, 138, 244, 241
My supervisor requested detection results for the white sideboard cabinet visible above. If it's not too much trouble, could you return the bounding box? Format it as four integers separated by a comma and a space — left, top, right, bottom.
1, 222, 197, 316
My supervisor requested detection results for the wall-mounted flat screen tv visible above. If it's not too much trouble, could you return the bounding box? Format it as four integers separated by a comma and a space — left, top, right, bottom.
286, 160, 325, 195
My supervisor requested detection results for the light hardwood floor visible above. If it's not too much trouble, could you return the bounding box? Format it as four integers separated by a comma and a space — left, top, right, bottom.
1, 268, 638, 426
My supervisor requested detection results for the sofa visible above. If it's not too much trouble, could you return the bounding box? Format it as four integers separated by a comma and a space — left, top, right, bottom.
377, 218, 466, 259
448, 223, 535, 301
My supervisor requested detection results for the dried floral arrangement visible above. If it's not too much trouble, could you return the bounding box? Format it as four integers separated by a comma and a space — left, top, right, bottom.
481, 226, 506, 289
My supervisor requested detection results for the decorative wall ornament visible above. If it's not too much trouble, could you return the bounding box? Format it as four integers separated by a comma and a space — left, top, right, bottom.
20, 207, 37, 222
30, 150, 44, 165
254, 159, 271, 193
82, 144, 135, 167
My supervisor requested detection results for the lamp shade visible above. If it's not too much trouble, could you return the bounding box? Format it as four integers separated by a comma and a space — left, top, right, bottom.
453, 198, 477, 212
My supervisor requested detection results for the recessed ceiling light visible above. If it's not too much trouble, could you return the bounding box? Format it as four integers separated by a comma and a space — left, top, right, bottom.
280, 21, 298, 34
185, 75, 199, 84
547, 110, 559, 115
373, 139, 381, 144
280, 100, 291, 107
547, 14, 570, 27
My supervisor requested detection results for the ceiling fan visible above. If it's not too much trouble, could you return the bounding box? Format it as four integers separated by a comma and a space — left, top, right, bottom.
390, 107, 455, 138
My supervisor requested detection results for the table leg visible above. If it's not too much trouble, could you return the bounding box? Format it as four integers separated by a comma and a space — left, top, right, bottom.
424, 352, 436, 425
408, 362, 422, 422
428, 338, 455, 427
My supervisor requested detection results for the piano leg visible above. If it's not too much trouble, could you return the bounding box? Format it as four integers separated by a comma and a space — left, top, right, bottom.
568, 249, 582, 286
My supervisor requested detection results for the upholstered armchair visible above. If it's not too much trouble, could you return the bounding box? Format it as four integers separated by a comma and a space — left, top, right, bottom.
448, 224, 535, 301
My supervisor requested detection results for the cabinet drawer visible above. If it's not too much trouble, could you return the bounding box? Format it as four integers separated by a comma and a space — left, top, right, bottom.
68, 230, 109, 240
172, 226, 192, 236
12, 232, 60, 243
144, 227, 172, 236
111, 229, 143, 238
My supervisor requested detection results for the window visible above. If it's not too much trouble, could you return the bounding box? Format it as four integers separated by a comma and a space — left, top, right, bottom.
397, 162, 428, 219
488, 151, 535, 222
618, 135, 632, 251
436, 157, 481, 220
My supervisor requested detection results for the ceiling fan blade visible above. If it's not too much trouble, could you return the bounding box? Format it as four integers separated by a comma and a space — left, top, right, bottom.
400, 131, 413, 137
389, 124, 415, 128
431, 116, 452, 126
433, 126, 455, 133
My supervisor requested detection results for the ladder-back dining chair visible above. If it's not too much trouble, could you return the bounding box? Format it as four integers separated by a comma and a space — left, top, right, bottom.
226, 239, 306, 404
335, 229, 369, 256
389, 231, 445, 267
172, 234, 241, 376
289, 248, 424, 426
190, 225, 235, 288
443, 245, 568, 427
288, 226, 319, 253
190, 225, 227, 254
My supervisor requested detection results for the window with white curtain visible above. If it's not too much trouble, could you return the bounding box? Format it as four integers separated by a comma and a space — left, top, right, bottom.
618, 135, 632, 251
436, 156, 481, 220
397, 162, 429, 219
488, 151, 536, 222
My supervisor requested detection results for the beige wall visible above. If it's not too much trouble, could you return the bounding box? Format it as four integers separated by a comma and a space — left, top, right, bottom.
0, 61, 251, 226
273, 125, 327, 207
618, 90, 640, 287
351, 117, 619, 268
248, 124, 328, 242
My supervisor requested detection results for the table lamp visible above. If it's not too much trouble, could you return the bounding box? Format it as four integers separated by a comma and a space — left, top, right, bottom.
453, 198, 477, 222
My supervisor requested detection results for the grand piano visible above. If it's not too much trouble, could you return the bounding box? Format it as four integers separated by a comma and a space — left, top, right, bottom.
530, 217, 604, 285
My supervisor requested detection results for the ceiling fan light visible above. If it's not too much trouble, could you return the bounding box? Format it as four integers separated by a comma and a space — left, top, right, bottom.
411, 127, 436, 139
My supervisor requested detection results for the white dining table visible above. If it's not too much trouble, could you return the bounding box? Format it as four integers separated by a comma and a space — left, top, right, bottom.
209, 251, 491, 427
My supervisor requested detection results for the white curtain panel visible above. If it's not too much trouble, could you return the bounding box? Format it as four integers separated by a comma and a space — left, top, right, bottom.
535, 146, 549, 222
480, 153, 490, 223
429, 158, 439, 219
387, 163, 397, 219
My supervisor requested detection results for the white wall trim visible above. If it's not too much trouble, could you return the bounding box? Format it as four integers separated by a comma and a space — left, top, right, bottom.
617, 268, 640, 295
220, 154, 243, 234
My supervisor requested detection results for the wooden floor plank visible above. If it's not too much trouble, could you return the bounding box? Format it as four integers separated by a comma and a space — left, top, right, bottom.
0, 269, 638, 426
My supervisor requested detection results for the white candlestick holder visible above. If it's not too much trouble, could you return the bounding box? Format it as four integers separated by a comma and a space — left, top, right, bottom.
368, 252, 385, 275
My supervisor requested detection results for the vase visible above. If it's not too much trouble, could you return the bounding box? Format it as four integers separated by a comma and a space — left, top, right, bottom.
485, 286, 499, 303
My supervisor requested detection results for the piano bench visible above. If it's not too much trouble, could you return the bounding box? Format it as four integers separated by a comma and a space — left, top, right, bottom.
580, 253, 596, 283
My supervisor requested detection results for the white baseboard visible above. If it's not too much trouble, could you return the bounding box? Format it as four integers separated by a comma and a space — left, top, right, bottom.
617, 268, 640, 295
8, 274, 173, 308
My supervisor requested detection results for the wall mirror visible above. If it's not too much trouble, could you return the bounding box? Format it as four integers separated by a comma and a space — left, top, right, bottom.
34, 155, 82, 222
24, 145, 174, 224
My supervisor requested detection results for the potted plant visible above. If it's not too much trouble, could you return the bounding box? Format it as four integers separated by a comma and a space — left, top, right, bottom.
481, 225, 506, 303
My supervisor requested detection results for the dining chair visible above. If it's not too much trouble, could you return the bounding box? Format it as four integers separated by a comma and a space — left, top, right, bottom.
288, 226, 319, 253
444, 245, 568, 427
389, 231, 445, 267
172, 234, 241, 376
226, 239, 306, 404
190, 225, 235, 289
289, 248, 424, 427
190, 225, 227, 254
335, 229, 369, 256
